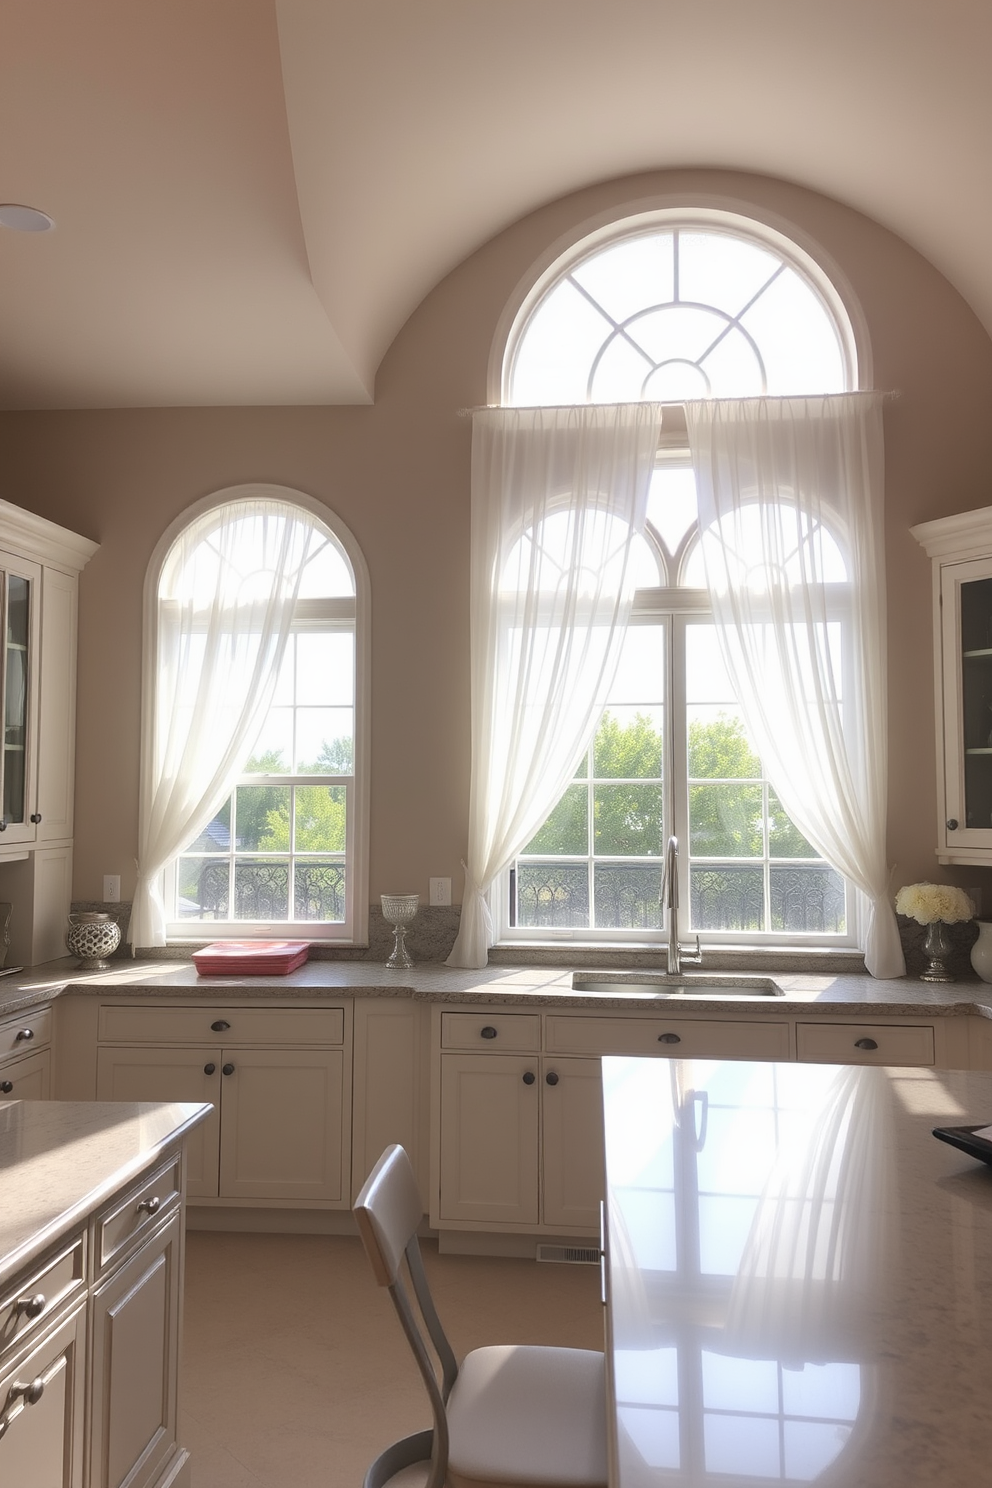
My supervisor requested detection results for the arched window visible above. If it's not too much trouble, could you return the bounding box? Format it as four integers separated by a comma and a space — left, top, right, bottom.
497, 213, 862, 948
135, 485, 369, 947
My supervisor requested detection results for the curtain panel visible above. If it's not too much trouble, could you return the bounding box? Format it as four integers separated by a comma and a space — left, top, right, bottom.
446, 403, 663, 970
684, 393, 904, 979
132, 499, 324, 948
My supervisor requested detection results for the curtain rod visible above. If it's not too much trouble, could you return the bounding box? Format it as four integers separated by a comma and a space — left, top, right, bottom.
457, 391, 900, 416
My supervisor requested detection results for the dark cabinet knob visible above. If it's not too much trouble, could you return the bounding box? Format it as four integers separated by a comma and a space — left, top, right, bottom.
14, 1029, 33, 1042
946, 819, 959, 831
16, 1294, 46, 1320
0, 1081, 12, 1094
854, 1037, 878, 1050
545, 1070, 559, 1086
658, 1032, 681, 1044
29, 813, 41, 824
136, 1195, 161, 1216
203, 1062, 216, 1075
0, 822, 8, 832
522, 1071, 536, 1085
222, 1062, 235, 1076
210, 1020, 231, 1032
13, 1377, 44, 1407
481, 1026, 497, 1039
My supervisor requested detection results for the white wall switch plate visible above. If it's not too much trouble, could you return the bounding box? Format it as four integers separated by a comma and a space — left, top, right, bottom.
103, 874, 121, 902
429, 877, 452, 906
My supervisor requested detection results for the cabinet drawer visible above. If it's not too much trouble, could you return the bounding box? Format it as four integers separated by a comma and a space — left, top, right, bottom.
0, 1049, 51, 1100
546, 1014, 791, 1061
98, 1003, 345, 1046
0, 1006, 51, 1060
0, 1300, 86, 1488
796, 1021, 935, 1066
0, 1235, 85, 1358
440, 1012, 542, 1051
96, 1153, 182, 1273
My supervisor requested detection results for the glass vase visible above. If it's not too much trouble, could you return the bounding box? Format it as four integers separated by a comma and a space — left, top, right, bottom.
921, 919, 955, 983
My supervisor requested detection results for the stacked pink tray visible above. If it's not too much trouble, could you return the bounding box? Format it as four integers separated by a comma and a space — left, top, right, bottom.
192, 940, 310, 976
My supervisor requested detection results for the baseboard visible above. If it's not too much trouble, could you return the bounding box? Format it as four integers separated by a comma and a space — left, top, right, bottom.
186, 1207, 359, 1235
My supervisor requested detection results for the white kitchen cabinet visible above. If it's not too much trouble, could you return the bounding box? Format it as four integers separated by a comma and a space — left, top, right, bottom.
95, 1001, 353, 1208
0, 1001, 53, 1098
0, 1298, 87, 1488
540, 1056, 604, 1231
89, 1210, 183, 1488
913, 506, 992, 863
351, 998, 430, 1200
438, 1051, 540, 1225
796, 1020, 936, 1065
0, 502, 97, 965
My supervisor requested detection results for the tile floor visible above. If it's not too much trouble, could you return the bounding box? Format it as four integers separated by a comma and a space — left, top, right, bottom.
180, 1230, 604, 1488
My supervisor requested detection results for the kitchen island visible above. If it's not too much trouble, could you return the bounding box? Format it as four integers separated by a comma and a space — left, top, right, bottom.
0, 1098, 211, 1488
601, 1055, 992, 1486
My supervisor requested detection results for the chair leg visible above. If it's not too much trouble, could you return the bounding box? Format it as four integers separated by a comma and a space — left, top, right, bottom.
364, 1428, 435, 1488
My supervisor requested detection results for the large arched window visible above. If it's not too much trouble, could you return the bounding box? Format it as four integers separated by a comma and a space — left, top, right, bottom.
135, 485, 369, 947
496, 212, 863, 949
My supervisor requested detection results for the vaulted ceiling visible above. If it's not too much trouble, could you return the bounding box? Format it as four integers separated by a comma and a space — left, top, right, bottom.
2, 0, 990, 408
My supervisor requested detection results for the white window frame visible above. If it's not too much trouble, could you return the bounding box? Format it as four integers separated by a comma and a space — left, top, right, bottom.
143, 483, 371, 945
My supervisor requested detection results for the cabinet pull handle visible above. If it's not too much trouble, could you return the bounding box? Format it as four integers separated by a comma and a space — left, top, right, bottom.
16, 1293, 46, 1319
0, 1081, 13, 1094
29, 813, 41, 824
480, 1026, 498, 1039
522, 1071, 536, 1085
222, 1063, 235, 1076
854, 1037, 878, 1050
658, 1032, 681, 1044
0, 822, 8, 832
203, 1062, 216, 1075
12, 1377, 45, 1406
14, 1028, 33, 1042
211, 1020, 231, 1032
545, 1070, 559, 1086
136, 1195, 161, 1216
946, 819, 959, 831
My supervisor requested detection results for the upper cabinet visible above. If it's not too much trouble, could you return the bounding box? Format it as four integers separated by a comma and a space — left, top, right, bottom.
0, 502, 97, 963
913, 506, 992, 864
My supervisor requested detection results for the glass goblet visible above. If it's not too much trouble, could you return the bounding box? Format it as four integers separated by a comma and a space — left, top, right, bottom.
381, 894, 419, 969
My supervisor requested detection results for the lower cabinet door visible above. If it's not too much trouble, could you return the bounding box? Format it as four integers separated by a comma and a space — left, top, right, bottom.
96, 1047, 221, 1198
438, 1053, 540, 1225
217, 1047, 347, 1203
0, 1048, 51, 1100
0, 1301, 86, 1488
541, 1057, 605, 1232
89, 1212, 182, 1488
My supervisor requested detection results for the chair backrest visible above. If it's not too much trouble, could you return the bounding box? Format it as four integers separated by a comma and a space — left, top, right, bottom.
355, 1146, 459, 1488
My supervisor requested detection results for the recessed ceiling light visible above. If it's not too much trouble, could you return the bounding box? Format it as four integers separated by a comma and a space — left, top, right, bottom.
0, 204, 55, 232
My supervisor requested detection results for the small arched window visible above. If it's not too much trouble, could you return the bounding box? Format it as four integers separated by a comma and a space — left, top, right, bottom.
137, 486, 369, 946
496, 212, 860, 948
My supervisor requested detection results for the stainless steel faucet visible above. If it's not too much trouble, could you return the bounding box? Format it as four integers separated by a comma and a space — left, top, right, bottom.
660, 835, 702, 976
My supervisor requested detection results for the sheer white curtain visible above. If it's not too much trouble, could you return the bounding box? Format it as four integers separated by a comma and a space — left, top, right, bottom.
684, 393, 905, 979
132, 498, 323, 948
447, 403, 662, 969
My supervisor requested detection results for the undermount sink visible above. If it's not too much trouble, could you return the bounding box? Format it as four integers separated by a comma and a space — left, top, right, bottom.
571, 974, 783, 997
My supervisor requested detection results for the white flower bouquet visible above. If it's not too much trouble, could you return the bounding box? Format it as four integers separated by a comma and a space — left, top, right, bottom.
894, 882, 975, 925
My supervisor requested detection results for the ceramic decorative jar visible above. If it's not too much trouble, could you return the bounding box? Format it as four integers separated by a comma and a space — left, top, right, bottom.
66, 910, 121, 969
971, 920, 992, 983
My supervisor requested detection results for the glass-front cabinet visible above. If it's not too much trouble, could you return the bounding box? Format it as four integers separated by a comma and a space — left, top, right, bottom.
0, 551, 40, 845
913, 509, 992, 864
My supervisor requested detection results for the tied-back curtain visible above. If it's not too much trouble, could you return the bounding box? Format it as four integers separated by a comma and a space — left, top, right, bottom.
132, 499, 323, 948
446, 403, 663, 969
684, 394, 905, 979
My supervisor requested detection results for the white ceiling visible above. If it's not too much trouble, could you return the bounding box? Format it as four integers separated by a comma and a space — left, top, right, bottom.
3, 0, 991, 409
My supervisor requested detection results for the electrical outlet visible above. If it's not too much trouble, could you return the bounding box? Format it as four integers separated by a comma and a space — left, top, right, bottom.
103, 875, 121, 903
429, 877, 451, 906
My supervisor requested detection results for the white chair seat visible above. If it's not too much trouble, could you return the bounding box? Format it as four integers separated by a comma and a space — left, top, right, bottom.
447, 1344, 607, 1488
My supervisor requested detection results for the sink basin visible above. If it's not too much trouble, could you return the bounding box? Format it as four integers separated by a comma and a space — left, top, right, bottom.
571, 974, 783, 997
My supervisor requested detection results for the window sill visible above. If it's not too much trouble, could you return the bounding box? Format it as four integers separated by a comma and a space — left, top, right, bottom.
487, 942, 866, 975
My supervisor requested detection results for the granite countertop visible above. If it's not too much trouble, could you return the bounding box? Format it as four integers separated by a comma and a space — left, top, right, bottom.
1, 955, 992, 1021
0, 1099, 211, 1288
602, 1055, 992, 1486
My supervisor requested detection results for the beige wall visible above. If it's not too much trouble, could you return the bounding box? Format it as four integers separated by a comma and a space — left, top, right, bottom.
2, 167, 992, 912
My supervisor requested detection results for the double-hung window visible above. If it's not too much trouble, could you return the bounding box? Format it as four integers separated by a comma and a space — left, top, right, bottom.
496, 212, 860, 949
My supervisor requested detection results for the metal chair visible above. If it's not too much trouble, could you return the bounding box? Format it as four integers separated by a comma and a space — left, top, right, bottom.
354, 1144, 608, 1488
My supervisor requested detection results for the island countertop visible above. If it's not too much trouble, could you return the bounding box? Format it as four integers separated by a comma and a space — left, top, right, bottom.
601, 1055, 992, 1486
1, 955, 992, 1023
0, 1098, 211, 1289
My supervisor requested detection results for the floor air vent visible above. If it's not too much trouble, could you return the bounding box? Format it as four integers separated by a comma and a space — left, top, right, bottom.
536, 1244, 600, 1265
